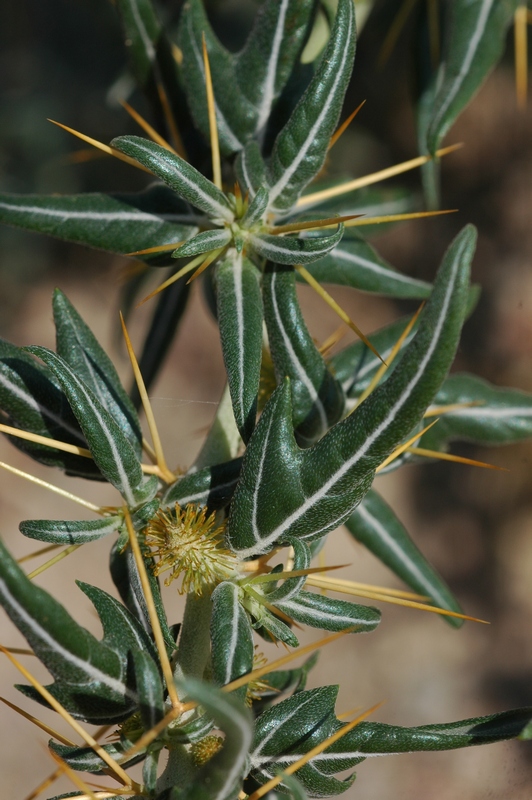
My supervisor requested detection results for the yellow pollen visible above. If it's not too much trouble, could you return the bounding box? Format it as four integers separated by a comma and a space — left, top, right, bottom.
144, 503, 236, 595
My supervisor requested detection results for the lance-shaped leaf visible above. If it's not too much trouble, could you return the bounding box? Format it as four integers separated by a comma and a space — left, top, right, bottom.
426, 0, 516, 154
234, 141, 268, 198
422, 373, 532, 451
251, 685, 532, 793
211, 582, 254, 702
250, 685, 355, 796
252, 606, 300, 648
263, 263, 345, 446
241, 186, 269, 228
0, 540, 137, 722
0, 185, 198, 263
177, 0, 248, 155
215, 250, 263, 443
112, 136, 234, 223
301, 231, 432, 298
172, 228, 231, 259
249, 224, 344, 266
53, 289, 142, 456
345, 489, 463, 627
236, 0, 315, 136
115, 0, 162, 87
275, 591, 381, 634
227, 226, 474, 559
266, 0, 356, 212
163, 457, 243, 510
77, 581, 159, 665
176, 677, 254, 800
19, 515, 123, 545
26, 346, 156, 508
0, 339, 102, 478
266, 538, 311, 603
110, 541, 177, 654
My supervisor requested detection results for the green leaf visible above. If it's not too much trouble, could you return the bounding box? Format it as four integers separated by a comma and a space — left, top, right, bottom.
345, 489, 463, 627
115, 0, 162, 87
252, 606, 300, 648
0, 186, 198, 263
0, 539, 137, 723
176, 677, 254, 800
249, 224, 344, 265
241, 186, 269, 228
263, 263, 345, 446
132, 648, 165, 731
423, 373, 532, 450
275, 590, 381, 634
77, 581, 159, 665
301, 231, 432, 298
237, 0, 315, 137
19, 516, 123, 545
26, 346, 156, 508
265, 538, 311, 603
0, 339, 102, 479
251, 686, 357, 796
267, 0, 356, 212
177, 0, 248, 155
172, 228, 231, 258
328, 315, 417, 397
112, 136, 234, 223
252, 652, 318, 712
426, 0, 517, 154
163, 457, 243, 510
49, 739, 143, 774
215, 251, 263, 442
53, 289, 142, 456
227, 226, 474, 559
211, 582, 254, 701
234, 141, 268, 198
110, 541, 177, 655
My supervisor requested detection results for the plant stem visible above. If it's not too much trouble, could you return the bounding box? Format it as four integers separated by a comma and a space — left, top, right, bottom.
174, 592, 213, 679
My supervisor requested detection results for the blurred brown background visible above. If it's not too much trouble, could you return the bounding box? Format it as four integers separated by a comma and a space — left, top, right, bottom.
1, 1, 532, 797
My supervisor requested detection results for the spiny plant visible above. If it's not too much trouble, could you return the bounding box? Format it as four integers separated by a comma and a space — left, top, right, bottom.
0, 1, 532, 798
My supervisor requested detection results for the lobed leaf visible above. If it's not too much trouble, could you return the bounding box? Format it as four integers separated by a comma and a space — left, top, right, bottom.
26, 346, 157, 508
0, 339, 102, 479
53, 289, 142, 456
227, 226, 475, 559
0, 539, 137, 722
345, 489, 463, 626
263, 263, 345, 446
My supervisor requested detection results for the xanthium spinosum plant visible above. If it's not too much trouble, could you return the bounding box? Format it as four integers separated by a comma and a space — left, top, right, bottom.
1, 1, 532, 798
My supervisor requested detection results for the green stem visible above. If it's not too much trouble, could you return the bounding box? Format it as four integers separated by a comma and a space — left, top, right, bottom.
194, 383, 241, 469
174, 591, 213, 679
